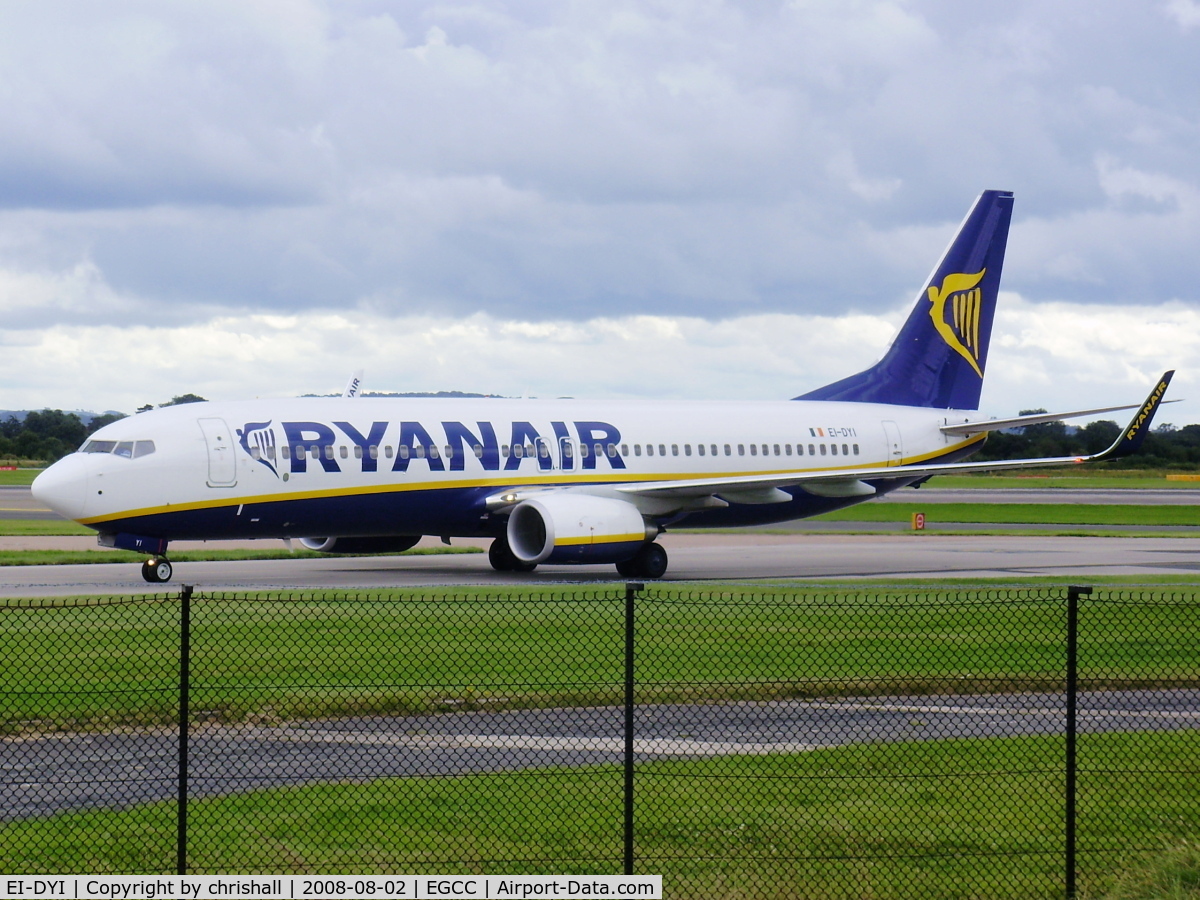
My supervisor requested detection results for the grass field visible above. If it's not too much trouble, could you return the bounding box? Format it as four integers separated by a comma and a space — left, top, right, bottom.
814, 503, 1200, 526
0, 544, 482, 568
3, 589, 1196, 730
0, 468, 40, 485
2, 587, 1197, 894
2, 731, 1196, 899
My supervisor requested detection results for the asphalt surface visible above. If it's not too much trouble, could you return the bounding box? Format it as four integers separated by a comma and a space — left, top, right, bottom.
5, 691, 1198, 820
3, 532, 1200, 597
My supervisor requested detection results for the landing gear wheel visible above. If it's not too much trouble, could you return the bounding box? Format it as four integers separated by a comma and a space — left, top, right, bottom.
141, 557, 173, 583
616, 542, 668, 579
488, 537, 537, 573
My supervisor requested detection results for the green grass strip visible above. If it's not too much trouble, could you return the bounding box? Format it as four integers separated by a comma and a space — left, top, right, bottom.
4, 590, 1197, 730
0, 546, 481, 567
816, 503, 1200, 526
0, 519, 95, 536
2, 731, 1196, 899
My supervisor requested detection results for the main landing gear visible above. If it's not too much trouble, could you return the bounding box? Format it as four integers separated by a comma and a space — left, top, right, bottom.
616, 542, 668, 579
488, 537, 537, 572
141, 557, 173, 583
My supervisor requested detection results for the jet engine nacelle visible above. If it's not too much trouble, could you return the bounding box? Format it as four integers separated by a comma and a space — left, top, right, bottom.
299, 536, 422, 554
507, 494, 655, 565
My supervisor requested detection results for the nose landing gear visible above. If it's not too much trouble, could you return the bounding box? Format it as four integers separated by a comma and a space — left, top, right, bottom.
141, 557, 173, 583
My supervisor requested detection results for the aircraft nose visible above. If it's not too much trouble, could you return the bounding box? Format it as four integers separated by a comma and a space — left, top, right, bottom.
31, 454, 90, 521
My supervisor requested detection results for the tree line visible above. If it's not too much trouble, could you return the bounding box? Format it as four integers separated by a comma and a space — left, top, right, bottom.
971, 414, 1200, 468
0, 396, 205, 463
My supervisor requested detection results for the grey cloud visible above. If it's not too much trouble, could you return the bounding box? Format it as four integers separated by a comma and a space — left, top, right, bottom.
0, 0, 1197, 329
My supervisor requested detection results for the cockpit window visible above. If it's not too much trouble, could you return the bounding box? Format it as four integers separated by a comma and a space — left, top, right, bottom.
80, 439, 156, 458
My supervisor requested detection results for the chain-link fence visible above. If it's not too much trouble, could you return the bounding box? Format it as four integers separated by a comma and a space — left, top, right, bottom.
2, 585, 1198, 899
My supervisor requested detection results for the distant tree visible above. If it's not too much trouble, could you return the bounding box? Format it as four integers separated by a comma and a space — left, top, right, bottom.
1078, 420, 1120, 455
87, 412, 126, 434
22, 410, 87, 448
162, 394, 207, 406
137, 404, 154, 413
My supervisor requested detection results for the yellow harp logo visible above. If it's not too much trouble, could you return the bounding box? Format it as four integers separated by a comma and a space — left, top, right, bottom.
927, 269, 987, 378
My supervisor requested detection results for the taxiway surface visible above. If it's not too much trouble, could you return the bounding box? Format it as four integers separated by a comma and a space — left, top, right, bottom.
2, 532, 1200, 597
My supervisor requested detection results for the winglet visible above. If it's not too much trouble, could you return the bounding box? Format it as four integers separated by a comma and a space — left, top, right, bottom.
1095, 371, 1174, 460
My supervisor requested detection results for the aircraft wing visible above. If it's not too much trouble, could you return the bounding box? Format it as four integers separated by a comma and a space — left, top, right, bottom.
940, 399, 1179, 436
616, 371, 1175, 503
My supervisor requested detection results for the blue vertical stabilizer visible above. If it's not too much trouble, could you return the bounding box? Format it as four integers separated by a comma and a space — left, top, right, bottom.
796, 190, 1014, 410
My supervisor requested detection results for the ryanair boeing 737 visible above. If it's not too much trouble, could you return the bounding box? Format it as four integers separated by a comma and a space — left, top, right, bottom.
32, 191, 1174, 582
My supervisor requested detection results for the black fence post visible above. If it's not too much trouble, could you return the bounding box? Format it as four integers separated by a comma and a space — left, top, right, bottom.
623, 582, 643, 877
1065, 585, 1090, 899
177, 585, 194, 876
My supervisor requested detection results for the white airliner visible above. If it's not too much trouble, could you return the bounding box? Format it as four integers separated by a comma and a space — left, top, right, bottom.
32, 190, 1173, 583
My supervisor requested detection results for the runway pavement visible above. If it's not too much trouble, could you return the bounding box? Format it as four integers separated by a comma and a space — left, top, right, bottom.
2, 532, 1200, 597
6, 691, 1197, 820
2, 482, 1199, 596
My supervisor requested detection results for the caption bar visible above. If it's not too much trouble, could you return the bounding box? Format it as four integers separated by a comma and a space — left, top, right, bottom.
2, 877, 662, 900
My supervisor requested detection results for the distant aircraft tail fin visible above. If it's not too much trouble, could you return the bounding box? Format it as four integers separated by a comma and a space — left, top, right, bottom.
796, 189, 1014, 410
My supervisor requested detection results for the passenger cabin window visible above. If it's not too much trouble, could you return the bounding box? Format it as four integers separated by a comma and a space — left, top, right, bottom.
340, 446, 349, 459
738, 444, 745, 456
697, 444, 705, 456
645, 444, 653, 457
750, 444, 757, 456
843, 443, 849, 456
820, 444, 827, 455
634, 444, 642, 457
808, 444, 816, 456
853, 444, 859, 455
724, 444, 731, 456
785, 444, 792, 456
711, 444, 717, 456
671, 444, 679, 457
831, 444, 838, 456
658, 444, 666, 456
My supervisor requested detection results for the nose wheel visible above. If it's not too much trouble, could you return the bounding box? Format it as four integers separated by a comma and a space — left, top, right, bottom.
141, 557, 174, 583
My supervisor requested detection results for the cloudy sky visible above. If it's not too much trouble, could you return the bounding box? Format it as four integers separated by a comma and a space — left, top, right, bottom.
1, 0, 1198, 424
